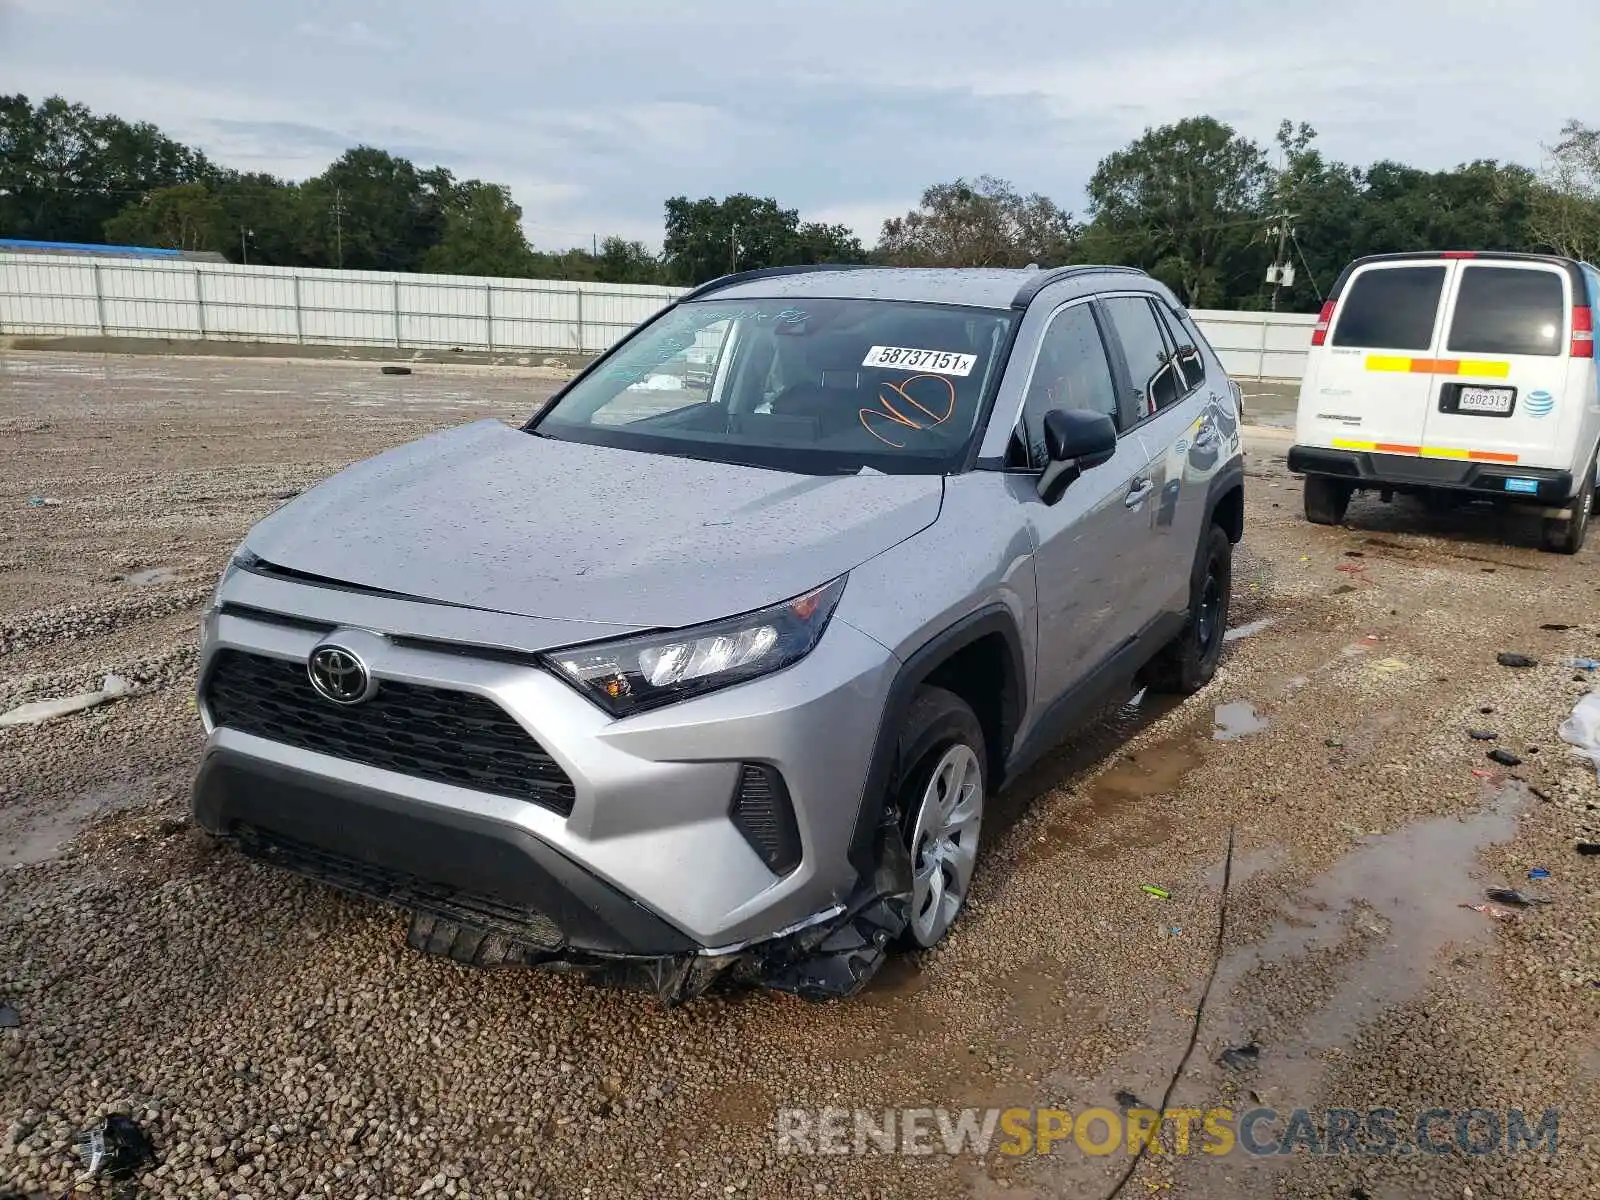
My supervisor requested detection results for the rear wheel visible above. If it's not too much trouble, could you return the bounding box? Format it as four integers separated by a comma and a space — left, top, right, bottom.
1143, 524, 1232, 696
1542, 466, 1594, 554
892, 687, 986, 949
1304, 475, 1353, 526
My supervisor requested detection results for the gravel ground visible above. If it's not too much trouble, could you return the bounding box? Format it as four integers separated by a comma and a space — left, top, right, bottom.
1, 352, 1597, 1200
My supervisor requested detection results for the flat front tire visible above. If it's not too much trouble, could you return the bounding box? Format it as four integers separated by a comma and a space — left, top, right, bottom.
892, 687, 986, 949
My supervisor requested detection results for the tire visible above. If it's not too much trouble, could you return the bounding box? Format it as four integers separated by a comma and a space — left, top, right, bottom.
1304, 475, 1353, 526
1142, 524, 1233, 696
891, 687, 987, 949
1542, 466, 1594, 555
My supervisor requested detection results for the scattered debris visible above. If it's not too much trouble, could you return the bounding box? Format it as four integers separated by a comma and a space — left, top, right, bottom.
1140, 885, 1171, 900
1558, 693, 1600, 780
1485, 888, 1550, 908
1529, 784, 1552, 802
1460, 903, 1516, 921
270, 488, 302, 501
0, 674, 133, 727
1326, 736, 1345, 748
1480, 705, 1496, 714
1218, 1043, 1261, 1070
1541, 623, 1576, 631
1529, 867, 1551, 880
1468, 729, 1498, 741
1344, 550, 1365, 558
1577, 843, 1600, 857
0, 1002, 18, 1028
1336, 562, 1366, 575
380, 365, 413, 376
25, 495, 61, 507
1565, 658, 1600, 671
1471, 769, 1500, 780
1496, 652, 1538, 669
1487, 748, 1523, 767
73, 1115, 158, 1184
1113, 1090, 1145, 1113
1371, 657, 1409, 675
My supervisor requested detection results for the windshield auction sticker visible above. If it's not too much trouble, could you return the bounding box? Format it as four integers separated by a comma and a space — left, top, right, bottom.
862, 346, 977, 377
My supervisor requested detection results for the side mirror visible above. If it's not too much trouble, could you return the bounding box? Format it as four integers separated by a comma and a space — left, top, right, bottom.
1037, 409, 1118, 503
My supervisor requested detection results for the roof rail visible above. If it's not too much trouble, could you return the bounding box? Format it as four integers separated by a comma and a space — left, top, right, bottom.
679, 262, 875, 302
1010, 264, 1148, 309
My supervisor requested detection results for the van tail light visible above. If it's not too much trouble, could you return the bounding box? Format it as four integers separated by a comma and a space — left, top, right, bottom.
1311, 300, 1335, 347
1573, 305, 1594, 358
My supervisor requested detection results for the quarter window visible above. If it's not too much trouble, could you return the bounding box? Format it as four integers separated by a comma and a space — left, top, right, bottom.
1446, 266, 1565, 357
1331, 266, 1445, 351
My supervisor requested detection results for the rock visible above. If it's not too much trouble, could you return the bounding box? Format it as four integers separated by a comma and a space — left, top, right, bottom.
1488, 749, 1523, 767
1496, 652, 1538, 668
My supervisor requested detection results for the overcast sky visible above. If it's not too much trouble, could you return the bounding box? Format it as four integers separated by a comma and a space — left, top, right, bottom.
3, 0, 1595, 252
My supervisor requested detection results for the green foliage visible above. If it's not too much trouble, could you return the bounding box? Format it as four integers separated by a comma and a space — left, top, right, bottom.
1083, 117, 1272, 307
4, 90, 1594, 311
662, 193, 866, 285
420, 182, 537, 277
877, 176, 1078, 268
103, 182, 227, 251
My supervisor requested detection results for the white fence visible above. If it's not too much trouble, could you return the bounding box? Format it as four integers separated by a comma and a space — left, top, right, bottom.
0, 252, 1315, 381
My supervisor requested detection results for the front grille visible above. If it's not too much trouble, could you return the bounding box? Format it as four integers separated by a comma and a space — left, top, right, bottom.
234, 824, 565, 951
205, 649, 576, 815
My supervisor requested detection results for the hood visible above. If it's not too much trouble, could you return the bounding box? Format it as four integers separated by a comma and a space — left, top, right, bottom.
244, 420, 943, 629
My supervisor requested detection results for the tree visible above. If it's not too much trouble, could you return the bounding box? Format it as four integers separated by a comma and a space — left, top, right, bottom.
1082, 117, 1272, 307
420, 181, 536, 277
1255, 121, 1364, 311
660, 194, 864, 285
0, 93, 209, 244
1529, 120, 1600, 262
213, 171, 308, 266
103, 182, 227, 251
877, 176, 1076, 268
594, 236, 661, 284
298, 147, 453, 272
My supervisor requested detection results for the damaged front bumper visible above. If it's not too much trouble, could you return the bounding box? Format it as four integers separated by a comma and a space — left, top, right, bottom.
198, 745, 913, 1004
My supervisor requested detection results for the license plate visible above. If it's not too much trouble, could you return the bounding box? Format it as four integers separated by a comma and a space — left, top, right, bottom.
1457, 386, 1514, 415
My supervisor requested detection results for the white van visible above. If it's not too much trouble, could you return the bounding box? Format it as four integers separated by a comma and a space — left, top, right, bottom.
1290, 252, 1600, 552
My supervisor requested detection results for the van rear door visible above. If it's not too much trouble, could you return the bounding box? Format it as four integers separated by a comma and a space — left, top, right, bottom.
1422, 262, 1572, 469
1307, 262, 1450, 453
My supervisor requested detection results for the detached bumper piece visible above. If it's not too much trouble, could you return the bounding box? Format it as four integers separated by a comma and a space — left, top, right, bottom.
195, 748, 912, 1003
1288, 445, 1574, 503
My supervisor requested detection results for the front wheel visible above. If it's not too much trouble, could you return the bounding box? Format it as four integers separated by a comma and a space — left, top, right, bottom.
892, 687, 987, 949
1142, 524, 1233, 696
1542, 466, 1594, 554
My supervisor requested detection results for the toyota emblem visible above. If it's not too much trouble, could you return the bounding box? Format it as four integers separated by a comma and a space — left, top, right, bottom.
307, 644, 375, 705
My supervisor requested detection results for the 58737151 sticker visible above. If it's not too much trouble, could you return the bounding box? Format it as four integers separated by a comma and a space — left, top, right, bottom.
862, 345, 977, 377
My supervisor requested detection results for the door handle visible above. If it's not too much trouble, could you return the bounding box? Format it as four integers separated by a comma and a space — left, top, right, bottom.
1125, 478, 1155, 508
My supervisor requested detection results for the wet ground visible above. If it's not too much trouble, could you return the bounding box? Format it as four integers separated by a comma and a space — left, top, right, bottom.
2, 352, 1598, 1199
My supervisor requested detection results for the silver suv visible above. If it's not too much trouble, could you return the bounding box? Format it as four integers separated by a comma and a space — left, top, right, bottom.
192, 265, 1245, 1001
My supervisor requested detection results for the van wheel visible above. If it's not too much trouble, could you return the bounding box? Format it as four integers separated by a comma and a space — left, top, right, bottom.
1304, 476, 1353, 526
1543, 468, 1594, 554
1142, 524, 1232, 696
893, 687, 986, 949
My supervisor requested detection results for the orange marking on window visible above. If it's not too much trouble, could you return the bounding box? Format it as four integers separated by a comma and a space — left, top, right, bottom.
859, 374, 957, 448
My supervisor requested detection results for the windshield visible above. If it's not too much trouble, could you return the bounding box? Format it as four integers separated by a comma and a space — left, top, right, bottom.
530, 297, 1016, 473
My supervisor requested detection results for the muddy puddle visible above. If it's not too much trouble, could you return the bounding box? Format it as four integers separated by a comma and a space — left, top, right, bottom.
0, 778, 148, 868
123, 566, 179, 586
1212, 700, 1269, 741
1224, 617, 1276, 643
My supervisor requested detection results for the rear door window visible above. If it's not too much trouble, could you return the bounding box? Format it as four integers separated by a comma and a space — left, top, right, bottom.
1331, 266, 1446, 351
1102, 296, 1184, 416
1446, 266, 1565, 357
1152, 301, 1206, 394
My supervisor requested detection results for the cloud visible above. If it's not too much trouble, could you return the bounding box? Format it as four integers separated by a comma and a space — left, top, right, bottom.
3, 0, 1595, 252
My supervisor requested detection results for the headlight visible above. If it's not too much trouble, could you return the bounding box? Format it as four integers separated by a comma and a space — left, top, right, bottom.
548, 577, 847, 716
211, 546, 260, 608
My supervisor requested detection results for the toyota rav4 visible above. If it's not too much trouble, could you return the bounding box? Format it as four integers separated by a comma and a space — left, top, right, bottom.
192, 264, 1246, 1001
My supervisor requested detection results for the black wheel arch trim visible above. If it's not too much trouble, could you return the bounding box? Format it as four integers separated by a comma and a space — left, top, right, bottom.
1204, 458, 1246, 541
845, 605, 1027, 877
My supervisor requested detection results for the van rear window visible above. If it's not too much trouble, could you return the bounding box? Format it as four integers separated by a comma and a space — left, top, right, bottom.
1331, 266, 1446, 350
1446, 266, 1564, 357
